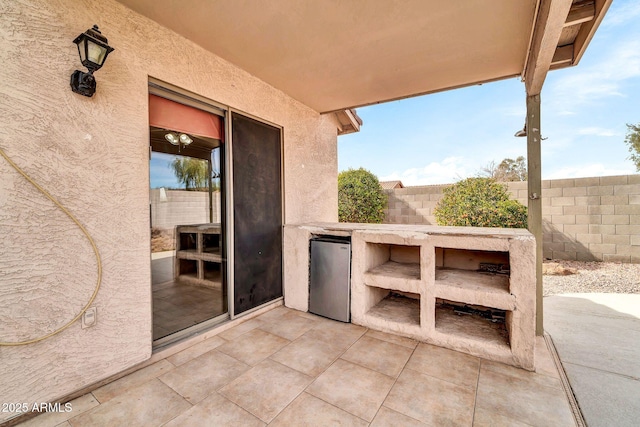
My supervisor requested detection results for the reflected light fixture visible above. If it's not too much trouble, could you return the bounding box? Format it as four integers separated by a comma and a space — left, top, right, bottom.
70, 25, 115, 97
514, 124, 527, 137
165, 132, 180, 145
165, 132, 193, 146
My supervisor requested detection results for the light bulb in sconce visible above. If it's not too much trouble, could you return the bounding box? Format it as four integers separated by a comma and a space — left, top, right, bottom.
164, 132, 180, 145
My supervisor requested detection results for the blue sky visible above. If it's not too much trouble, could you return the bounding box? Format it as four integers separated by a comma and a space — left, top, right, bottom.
338, 0, 640, 185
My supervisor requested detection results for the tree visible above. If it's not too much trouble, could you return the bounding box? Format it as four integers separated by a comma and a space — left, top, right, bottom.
338, 168, 387, 223
434, 177, 527, 228
480, 156, 527, 181
625, 123, 640, 171
171, 157, 208, 190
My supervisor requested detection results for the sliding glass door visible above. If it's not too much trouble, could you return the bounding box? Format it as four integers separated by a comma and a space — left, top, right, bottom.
149, 93, 227, 343
147, 84, 284, 343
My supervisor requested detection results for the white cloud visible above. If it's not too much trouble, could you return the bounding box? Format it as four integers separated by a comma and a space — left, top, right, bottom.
381, 157, 471, 186
545, 164, 635, 180
548, 38, 640, 110
602, 2, 640, 27
577, 127, 620, 137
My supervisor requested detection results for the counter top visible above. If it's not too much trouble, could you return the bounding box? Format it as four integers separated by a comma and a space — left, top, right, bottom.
285, 222, 533, 239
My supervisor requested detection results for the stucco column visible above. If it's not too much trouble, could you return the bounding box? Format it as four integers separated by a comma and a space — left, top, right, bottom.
526, 94, 543, 336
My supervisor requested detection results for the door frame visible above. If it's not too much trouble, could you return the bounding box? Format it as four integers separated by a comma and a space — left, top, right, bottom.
148, 78, 285, 344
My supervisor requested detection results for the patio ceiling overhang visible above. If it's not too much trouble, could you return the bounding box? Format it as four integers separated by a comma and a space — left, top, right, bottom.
117, 0, 610, 113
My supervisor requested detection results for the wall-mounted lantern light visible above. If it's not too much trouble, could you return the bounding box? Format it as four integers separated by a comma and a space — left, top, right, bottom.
70, 25, 114, 97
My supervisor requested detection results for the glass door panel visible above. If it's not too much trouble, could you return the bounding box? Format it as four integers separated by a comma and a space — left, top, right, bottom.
150, 123, 226, 342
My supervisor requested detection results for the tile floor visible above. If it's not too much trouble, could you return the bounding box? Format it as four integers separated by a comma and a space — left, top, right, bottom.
19, 306, 576, 427
151, 255, 225, 340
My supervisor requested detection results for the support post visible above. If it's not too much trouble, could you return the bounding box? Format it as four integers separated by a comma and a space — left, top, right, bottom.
526, 94, 543, 336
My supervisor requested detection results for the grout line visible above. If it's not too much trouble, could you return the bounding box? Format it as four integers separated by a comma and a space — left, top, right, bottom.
561, 361, 640, 382
368, 341, 420, 424
264, 326, 368, 425
471, 358, 482, 425
218, 392, 267, 425
544, 333, 586, 427
401, 364, 479, 391
298, 392, 371, 424
296, 326, 373, 422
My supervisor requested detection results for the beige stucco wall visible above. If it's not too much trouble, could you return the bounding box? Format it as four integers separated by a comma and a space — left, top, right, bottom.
0, 0, 339, 421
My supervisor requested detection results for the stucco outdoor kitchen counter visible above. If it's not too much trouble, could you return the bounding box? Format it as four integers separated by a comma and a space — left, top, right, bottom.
284, 223, 536, 369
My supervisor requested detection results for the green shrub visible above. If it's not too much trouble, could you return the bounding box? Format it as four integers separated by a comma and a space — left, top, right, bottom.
434, 177, 527, 228
338, 168, 387, 223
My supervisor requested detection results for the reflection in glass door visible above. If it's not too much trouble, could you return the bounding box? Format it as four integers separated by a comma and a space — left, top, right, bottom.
148, 96, 226, 344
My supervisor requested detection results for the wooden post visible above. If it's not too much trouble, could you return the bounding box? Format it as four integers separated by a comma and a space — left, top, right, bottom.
526, 94, 543, 336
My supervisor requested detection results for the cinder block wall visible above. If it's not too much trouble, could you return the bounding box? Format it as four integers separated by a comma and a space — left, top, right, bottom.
150, 189, 221, 229
384, 174, 640, 263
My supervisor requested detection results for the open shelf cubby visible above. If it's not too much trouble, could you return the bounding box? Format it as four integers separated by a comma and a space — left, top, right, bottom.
175, 224, 222, 287
366, 289, 421, 327
435, 247, 510, 274
346, 227, 534, 369
366, 243, 421, 280
178, 259, 198, 279
435, 269, 509, 294
179, 232, 198, 252
435, 298, 510, 349
203, 233, 220, 253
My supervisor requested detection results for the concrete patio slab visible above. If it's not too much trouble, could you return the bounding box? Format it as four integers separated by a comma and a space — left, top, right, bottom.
545, 293, 640, 427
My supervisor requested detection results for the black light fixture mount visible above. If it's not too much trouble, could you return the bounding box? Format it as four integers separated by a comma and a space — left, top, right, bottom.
514, 123, 527, 137
70, 25, 114, 97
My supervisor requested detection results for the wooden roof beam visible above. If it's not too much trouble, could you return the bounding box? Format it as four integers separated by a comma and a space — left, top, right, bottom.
574, 0, 613, 65
565, 0, 596, 27
550, 44, 574, 69
524, 0, 574, 95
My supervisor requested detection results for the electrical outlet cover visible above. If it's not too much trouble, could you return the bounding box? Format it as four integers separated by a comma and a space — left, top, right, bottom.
82, 307, 97, 329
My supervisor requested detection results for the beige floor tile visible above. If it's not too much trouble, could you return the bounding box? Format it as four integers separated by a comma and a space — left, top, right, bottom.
20, 394, 99, 427
480, 359, 562, 390
54, 422, 71, 427
472, 406, 534, 427
384, 369, 476, 426
218, 317, 266, 341
405, 343, 480, 389
163, 392, 265, 427
166, 335, 227, 366
217, 329, 290, 365
159, 350, 250, 404
475, 364, 575, 427
219, 359, 313, 423
92, 359, 174, 403
341, 335, 413, 378
370, 406, 428, 427
258, 313, 317, 340
306, 359, 395, 422
534, 336, 561, 379
270, 334, 344, 377
303, 321, 366, 350
365, 329, 419, 349
68, 379, 190, 427
255, 305, 292, 323
270, 392, 368, 427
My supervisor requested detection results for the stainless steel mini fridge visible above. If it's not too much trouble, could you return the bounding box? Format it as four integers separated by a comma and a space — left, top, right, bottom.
309, 237, 351, 322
